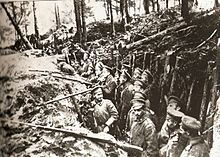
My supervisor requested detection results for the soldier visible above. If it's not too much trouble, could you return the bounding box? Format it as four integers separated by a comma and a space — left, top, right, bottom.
160, 95, 183, 141
115, 70, 132, 111
158, 108, 184, 148
99, 65, 117, 103
179, 116, 210, 157
158, 108, 185, 157
128, 95, 159, 157
121, 63, 132, 76
91, 87, 119, 135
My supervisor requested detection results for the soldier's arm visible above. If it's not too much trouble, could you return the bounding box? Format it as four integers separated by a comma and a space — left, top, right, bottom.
105, 100, 119, 126
102, 77, 116, 94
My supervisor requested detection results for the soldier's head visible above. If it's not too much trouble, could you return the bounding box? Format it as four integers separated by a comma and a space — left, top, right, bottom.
166, 108, 184, 130
167, 95, 182, 111
92, 87, 103, 103
119, 70, 131, 84
131, 92, 148, 120
132, 67, 143, 80
133, 79, 146, 92
180, 115, 201, 138
132, 99, 146, 120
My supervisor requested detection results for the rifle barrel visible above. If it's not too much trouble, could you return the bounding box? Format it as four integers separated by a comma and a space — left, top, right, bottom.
45, 87, 94, 104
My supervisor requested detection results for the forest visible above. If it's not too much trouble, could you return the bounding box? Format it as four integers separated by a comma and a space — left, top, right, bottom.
0, 0, 220, 156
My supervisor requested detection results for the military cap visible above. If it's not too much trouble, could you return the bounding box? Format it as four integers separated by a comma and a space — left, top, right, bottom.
133, 79, 146, 88
91, 86, 103, 95
167, 108, 184, 121
141, 69, 153, 84
168, 95, 181, 105
130, 91, 147, 104
181, 115, 201, 131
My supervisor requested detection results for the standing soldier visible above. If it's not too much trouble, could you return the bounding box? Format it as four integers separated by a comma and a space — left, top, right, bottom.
99, 65, 117, 103
91, 87, 119, 135
179, 116, 210, 157
128, 95, 159, 157
158, 108, 185, 149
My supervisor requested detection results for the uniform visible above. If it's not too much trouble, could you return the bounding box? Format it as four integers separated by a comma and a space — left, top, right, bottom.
130, 115, 159, 157
92, 99, 118, 133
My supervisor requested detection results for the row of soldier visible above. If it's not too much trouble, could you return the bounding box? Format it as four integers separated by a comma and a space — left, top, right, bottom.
63, 44, 210, 157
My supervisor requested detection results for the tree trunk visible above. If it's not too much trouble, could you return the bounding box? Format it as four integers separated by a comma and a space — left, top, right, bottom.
200, 63, 211, 131
74, 0, 82, 44
156, 0, 160, 12
143, 0, 150, 14
57, 5, 61, 28
215, 0, 219, 8
169, 56, 180, 95
186, 79, 196, 113
120, 0, 126, 32
124, 0, 131, 23
109, 0, 115, 36
1, 3, 33, 50
33, 1, 39, 39
181, 0, 189, 23
166, 0, 169, 8
81, 0, 87, 49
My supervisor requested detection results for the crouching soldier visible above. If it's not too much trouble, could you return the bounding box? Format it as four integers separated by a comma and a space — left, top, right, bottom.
128, 95, 159, 157
179, 116, 210, 157
91, 87, 119, 136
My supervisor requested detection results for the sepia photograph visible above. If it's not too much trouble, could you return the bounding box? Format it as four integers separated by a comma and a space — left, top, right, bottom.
0, 0, 220, 156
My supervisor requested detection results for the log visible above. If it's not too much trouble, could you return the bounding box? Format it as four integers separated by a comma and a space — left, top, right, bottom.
52, 74, 92, 85
125, 22, 186, 50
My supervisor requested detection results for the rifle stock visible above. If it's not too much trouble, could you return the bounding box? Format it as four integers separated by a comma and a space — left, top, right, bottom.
1, 120, 143, 154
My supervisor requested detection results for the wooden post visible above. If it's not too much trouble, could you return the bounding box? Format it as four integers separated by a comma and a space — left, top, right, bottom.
160, 53, 170, 103
200, 62, 212, 131
169, 56, 181, 95
143, 52, 147, 70
186, 79, 196, 113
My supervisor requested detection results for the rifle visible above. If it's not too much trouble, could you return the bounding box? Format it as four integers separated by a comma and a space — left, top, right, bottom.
52, 74, 93, 85
1, 119, 143, 154
44, 87, 96, 104
29, 69, 62, 74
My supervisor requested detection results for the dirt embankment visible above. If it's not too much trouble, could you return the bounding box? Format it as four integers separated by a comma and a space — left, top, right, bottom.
0, 53, 125, 157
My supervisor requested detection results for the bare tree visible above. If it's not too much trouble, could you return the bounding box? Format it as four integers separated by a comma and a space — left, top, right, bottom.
1, 3, 33, 49
143, 0, 150, 14
33, 1, 39, 39
108, 0, 115, 36
73, 0, 82, 43
81, 0, 87, 48
181, 0, 189, 23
